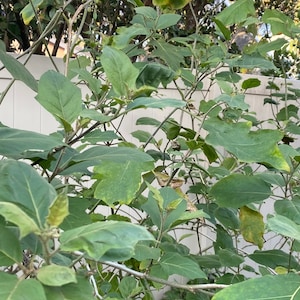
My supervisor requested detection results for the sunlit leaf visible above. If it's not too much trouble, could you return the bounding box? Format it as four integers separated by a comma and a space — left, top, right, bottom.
37, 265, 77, 287
212, 274, 300, 300
240, 206, 264, 249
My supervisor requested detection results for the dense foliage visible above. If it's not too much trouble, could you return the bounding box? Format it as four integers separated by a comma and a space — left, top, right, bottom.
1, 0, 300, 299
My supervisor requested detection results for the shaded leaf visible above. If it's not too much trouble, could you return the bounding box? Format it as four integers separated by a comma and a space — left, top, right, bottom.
218, 249, 244, 267
43, 275, 94, 300
60, 221, 154, 261
0, 50, 37, 91
204, 118, 290, 171
20, 0, 43, 25
0, 226, 23, 265
0, 160, 57, 228
158, 252, 206, 280
212, 274, 300, 300
240, 206, 264, 249
242, 78, 261, 89
36, 71, 82, 127
0, 127, 64, 159
82, 130, 119, 144
37, 265, 77, 287
101, 46, 139, 97
249, 249, 300, 271
274, 198, 300, 225
210, 174, 271, 208
0, 272, 46, 300
156, 14, 181, 30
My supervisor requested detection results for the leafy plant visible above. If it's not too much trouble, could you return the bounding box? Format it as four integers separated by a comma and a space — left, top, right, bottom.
0, 0, 300, 299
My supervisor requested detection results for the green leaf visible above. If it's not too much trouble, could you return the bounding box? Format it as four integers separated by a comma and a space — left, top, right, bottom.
0, 272, 46, 300
215, 71, 242, 83
214, 207, 240, 230
262, 9, 294, 36
80, 109, 113, 122
267, 214, 300, 241
249, 249, 300, 271
210, 174, 271, 208
218, 249, 244, 267
274, 198, 300, 225
119, 277, 142, 298
0, 159, 57, 228
46, 194, 69, 228
216, 0, 256, 26
133, 243, 161, 261
0, 127, 65, 159
240, 206, 264, 249
60, 197, 92, 231
0, 202, 40, 238
136, 63, 175, 88
113, 24, 150, 49
67, 56, 91, 80
212, 274, 300, 300
132, 130, 155, 143
20, 0, 44, 25
214, 224, 235, 251
215, 94, 249, 110
36, 70, 82, 127
0, 226, 23, 265
0, 50, 38, 91
127, 97, 185, 110
150, 39, 185, 71
204, 118, 290, 171
82, 130, 119, 144
94, 160, 153, 206
60, 221, 154, 261
43, 276, 94, 300
257, 38, 288, 56
158, 253, 206, 280
37, 265, 77, 287
242, 78, 261, 90
101, 46, 139, 97
156, 14, 181, 30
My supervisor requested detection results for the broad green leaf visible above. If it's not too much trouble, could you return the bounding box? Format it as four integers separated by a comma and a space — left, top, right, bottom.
60, 197, 92, 231
0, 127, 64, 159
225, 53, 277, 71
0, 50, 38, 91
212, 274, 300, 300
67, 56, 91, 80
0, 272, 46, 300
46, 194, 69, 228
215, 71, 242, 83
249, 249, 300, 271
275, 198, 300, 225
136, 63, 175, 88
204, 118, 290, 171
127, 97, 185, 110
216, 0, 256, 26
0, 226, 23, 265
60, 221, 154, 261
0, 202, 40, 238
240, 206, 264, 249
218, 249, 244, 267
132, 130, 155, 143
257, 38, 288, 56
214, 224, 234, 251
71, 68, 101, 94
214, 207, 240, 230
158, 252, 206, 280
20, 0, 44, 25
194, 255, 222, 269
215, 94, 248, 110
242, 78, 261, 90
119, 277, 142, 299
36, 70, 82, 126
133, 243, 161, 261
80, 109, 112, 122
113, 24, 150, 49
0, 160, 57, 228
210, 174, 271, 208
136, 117, 161, 126
43, 275, 94, 300
101, 46, 139, 97
150, 39, 185, 71
82, 130, 119, 144
37, 265, 77, 286
262, 9, 294, 36
216, 273, 245, 285
267, 214, 300, 241
156, 14, 181, 30
153, 0, 191, 10
94, 160, 153, 206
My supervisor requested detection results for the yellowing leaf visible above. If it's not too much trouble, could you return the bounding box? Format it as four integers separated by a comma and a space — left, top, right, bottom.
240, 206, 264, 249
47, 194, 69, 228
153, 0, 191, 10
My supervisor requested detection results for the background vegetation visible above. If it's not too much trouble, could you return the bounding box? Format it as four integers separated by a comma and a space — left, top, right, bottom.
0, 0, 300, 299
